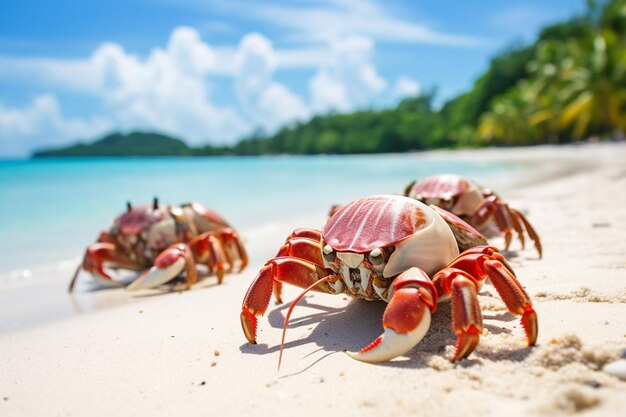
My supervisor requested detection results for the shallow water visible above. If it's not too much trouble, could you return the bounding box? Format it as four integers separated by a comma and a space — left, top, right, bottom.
0, 154, 529, 280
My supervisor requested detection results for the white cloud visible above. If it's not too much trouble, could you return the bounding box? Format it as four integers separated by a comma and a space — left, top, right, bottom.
393, 76, 421, 99
235, 33, 309, 131
259, 5, 483, 46
0, 55, 100, 94
89, 27, 250, 144
0, 94, 111, 157
0, 25, 403, 155
0, 27, 251, 152
167, 0, 486, 46
310, 72, 350, 113
88, 28, 242, 143
276, 47, 331, 69
310, 36, 386, 112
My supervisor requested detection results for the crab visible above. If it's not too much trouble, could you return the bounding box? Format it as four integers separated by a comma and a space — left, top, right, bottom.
69, 198, 248, 292
405, 174, 542, 258
240, 195, 537, 364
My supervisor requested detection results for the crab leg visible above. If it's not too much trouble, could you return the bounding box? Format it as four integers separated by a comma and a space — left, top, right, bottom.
432, 268, 484, 361
189, 233, 228, 283
241, 257, 332, 344
95, 231, 118, 245
446, 245, 516, 278
126, 243, 197, 291
188, 228, 248, 283
470, 196, 497, 228
503, 204, 526, 250
347, 267, 437, 363
273, 237, 324, 303
482, 259, 538, 345
471, 196, 513, 250
286, 228, 322, 242
434, 245, 537, 360
474, 197, 542, 258
271, 229, 323, 302
215, 228, 248, 273
69, 243, 139, 292
510, 207, 543, 258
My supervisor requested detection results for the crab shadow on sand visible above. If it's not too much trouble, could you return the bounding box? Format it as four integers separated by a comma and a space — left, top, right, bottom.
69, 271, 223, 315
239, 286, 534, 375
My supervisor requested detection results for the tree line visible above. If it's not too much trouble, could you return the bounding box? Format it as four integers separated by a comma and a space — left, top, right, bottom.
201, 0, 626, 155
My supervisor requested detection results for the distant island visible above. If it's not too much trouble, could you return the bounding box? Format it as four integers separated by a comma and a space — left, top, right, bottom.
33, 132, 194, 157
32, 0, 626, 158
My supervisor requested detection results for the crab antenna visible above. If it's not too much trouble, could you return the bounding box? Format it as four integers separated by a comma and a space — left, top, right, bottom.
153, 197, 159, 210
278, 275, 337, 371
68, 263, 82, 292
126, 201, 132, 212
403, 180, 416, 197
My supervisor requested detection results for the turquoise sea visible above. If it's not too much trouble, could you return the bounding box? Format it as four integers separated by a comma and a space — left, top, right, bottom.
0, 155, 530, 281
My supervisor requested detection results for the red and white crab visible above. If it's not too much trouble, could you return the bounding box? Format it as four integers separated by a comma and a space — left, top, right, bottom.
405, 174, 542, 258
69, 199, 247, 292
241, 195, 537, 364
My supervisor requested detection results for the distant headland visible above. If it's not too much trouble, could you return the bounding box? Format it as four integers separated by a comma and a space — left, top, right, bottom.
32, 132, 194, 157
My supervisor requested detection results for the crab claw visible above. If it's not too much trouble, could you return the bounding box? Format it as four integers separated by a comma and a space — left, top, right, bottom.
69, 242, 137, 292
347, 302, 432, 363
347, 268, 436, 363
127, 243, 197, 291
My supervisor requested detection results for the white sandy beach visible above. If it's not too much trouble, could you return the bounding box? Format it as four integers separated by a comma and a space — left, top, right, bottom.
1, 143, 625, 416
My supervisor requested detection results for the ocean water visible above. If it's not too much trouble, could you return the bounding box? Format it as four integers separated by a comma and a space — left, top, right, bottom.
0, 154, 530, 281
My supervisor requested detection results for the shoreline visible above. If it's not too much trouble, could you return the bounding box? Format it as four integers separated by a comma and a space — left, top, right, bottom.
0, 142, 602, 278
1, 142, 625, 416
0, 143, 594, 335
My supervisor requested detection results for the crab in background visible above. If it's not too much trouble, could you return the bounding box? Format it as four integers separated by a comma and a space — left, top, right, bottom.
405, 174, 542, 258
241, 195, 537, 365
69, 198, 247, 292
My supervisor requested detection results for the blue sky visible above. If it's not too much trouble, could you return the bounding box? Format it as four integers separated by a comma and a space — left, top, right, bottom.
0, 0, 585, 157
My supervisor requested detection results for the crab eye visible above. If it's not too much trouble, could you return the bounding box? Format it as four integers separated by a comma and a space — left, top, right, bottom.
322, 244, 336, 262
368, 248, 384, 265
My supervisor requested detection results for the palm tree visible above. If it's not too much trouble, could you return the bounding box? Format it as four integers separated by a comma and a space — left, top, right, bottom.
526, 40, 581, 142
558, 28, 626, 138
479, 80, 543, 145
